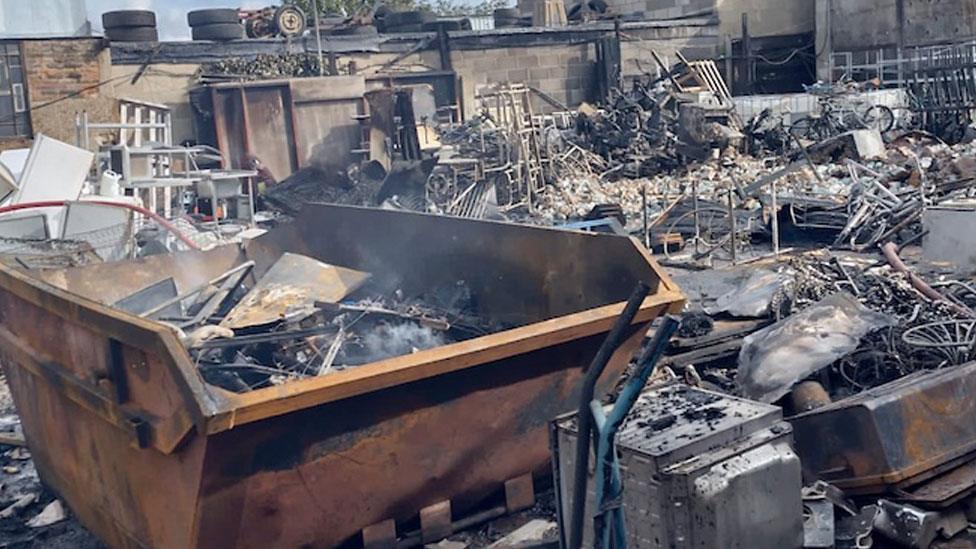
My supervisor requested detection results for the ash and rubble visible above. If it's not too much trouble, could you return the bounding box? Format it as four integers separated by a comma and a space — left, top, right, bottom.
168, 67, 976, 546
254, 65, 976, 267
10, 42, 976, 549
363, 65, 976, 549
174, 269, 512, 394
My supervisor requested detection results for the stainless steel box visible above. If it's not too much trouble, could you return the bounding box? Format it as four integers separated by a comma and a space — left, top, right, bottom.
923, 202, 976, 274
551, 383, 803, 549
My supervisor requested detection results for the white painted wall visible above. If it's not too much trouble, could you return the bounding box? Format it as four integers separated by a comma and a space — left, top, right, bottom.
733, 89, 907, 124
0, 0, 90, 39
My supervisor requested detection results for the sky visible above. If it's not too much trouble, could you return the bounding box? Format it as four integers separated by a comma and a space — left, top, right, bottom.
86, 0, 268, 40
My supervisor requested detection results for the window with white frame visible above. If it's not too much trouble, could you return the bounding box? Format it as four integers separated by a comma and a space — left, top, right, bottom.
0, 43, 31, 138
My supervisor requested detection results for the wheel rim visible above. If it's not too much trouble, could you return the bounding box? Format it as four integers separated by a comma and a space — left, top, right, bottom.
278, 9, 305, 34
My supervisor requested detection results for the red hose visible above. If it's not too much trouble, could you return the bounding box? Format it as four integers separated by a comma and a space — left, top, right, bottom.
0, 200, 201, 250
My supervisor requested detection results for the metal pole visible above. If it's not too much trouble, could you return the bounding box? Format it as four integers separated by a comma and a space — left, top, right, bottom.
312, 1, 325, 75
642, 184, 649, 249
724, 34, 733, 89
567, 284, 651, 549
591, 316, 680, 548
727, 187, 737, 264
247, 177, 257, 229
771, 178, 780, 256
741, 13, 752, 93
692, 179, 701, 254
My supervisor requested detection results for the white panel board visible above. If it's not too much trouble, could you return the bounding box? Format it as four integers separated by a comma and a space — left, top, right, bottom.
12, 134, 93, 205
0, 148, 29, 183
61, 201, 132, 261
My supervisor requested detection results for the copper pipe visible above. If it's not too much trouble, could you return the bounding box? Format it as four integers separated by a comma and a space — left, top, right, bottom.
881, 242, 975, 318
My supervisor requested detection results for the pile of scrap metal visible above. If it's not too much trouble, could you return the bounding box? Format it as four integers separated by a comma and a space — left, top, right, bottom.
632, 129, 976, 262
570, 74, 740, 180
199, 53, 332, 83
772, 132, 976, 250
352, 58, 745, 225
258, 84, 452, 217
655, 240, 976, 547
122, 251, 508, 393
250, 62, 747, 233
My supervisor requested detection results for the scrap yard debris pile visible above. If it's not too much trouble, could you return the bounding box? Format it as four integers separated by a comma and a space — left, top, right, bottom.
15, 40, 976, 549
696, 252, 976, 403
200, 53, 331, 83
257, 61, 751, 231
253, 60, 976, 270
652, 242, 976, 547
127, 252, 509, 393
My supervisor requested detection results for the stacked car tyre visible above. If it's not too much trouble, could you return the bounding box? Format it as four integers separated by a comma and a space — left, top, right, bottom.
493, 7, 521, 28
383, 10, 435, 33
188, 9, 244, 41
102, 10, 159, 42
421, 18, 472, 32
331, 25, 379, 36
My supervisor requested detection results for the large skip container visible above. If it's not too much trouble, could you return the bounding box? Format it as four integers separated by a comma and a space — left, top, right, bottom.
0, 204, 684, 548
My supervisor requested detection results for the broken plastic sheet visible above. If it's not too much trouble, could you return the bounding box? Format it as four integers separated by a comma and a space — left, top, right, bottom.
705, 268, 790, 318
737, 292, 896, 403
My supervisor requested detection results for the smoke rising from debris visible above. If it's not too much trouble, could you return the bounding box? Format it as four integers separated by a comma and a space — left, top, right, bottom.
361, 321, 448, 362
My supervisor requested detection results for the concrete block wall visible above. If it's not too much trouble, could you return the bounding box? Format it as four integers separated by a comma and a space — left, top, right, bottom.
829, 0, 976, 51
451, 43, 594, 112
38, 22, 719, 148
716, 0, 814, 39
450, 24, 719, 115
829, 0, 899, 51
619, 24, 719, 77
106, 63, 201, 144
626, 0, 814, 38
904, 0, 976, 46
643, 0, 714, 20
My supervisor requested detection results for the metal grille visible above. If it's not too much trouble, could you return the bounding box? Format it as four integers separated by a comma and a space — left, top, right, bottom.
831, 40, 976, 89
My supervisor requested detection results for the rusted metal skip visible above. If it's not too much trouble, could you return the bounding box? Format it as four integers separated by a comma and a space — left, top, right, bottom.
0, 204, 684, 548
790, 361, 976, 495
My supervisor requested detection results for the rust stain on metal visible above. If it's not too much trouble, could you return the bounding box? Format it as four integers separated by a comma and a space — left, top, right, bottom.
0, 204, 684, 548
790, 361, 976, 494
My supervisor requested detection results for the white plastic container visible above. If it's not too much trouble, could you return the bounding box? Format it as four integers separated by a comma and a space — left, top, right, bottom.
98, 170, 122, 198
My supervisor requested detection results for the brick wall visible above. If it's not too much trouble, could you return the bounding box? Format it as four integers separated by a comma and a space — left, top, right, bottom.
20, 38, 117, 145
23, 38, 105, 103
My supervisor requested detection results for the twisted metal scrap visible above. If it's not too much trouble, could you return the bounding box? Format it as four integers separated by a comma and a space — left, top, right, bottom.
771, 255, 974, 395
